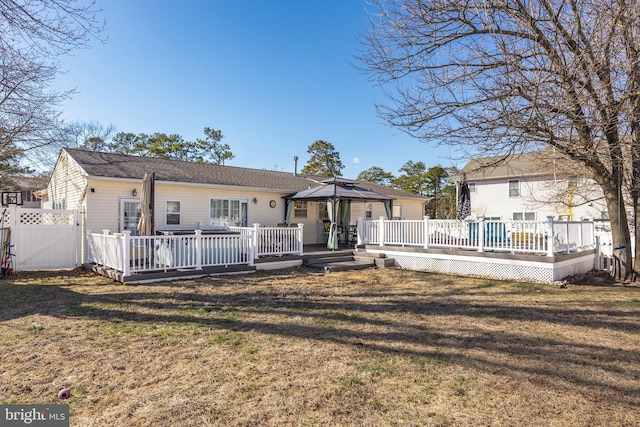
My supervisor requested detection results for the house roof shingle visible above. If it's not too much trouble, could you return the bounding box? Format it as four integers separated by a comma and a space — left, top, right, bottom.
460, 150, 581, 181
64, 148, 426, 200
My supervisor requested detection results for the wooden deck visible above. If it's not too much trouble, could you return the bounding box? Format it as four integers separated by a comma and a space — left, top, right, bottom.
91, 241, 597, 285
93, 244, 361, 284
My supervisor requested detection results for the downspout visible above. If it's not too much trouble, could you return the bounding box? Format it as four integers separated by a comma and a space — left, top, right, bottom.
151, 172, 155, 235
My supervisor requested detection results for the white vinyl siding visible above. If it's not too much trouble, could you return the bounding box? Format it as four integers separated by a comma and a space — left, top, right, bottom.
43, 150, 87, 211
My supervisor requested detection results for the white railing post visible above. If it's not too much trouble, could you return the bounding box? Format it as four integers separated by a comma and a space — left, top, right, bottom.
297, 223, 304, 255
595, 235, 601, 270
102, 229, 110, 267
253, 223, 260, 259
578, 220, 584, 249
86, 228, 92, 264
123, 230, 131, 277
72, 208, 80, 267
546, 216, 554, 257
378, 216, 385, 247
356, 217, 363, 246
8, 205, 17, 229
247, 228, 255, 266
9, 206, 19, 270
194, 230, 203, 270
478, 217, 485, 253
423, 216, 430, 249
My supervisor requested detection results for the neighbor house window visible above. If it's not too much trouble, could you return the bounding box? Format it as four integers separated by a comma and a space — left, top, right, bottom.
392, 204, 402, 220
294, 200, 307, 218
166, 201, 181, 225
210, 198, 248, 227
512, 212, 536, 221
365, 203, 373, 219
508, 180, 520, 197
23, 190, 38, 202
53, 199, 66, 210
318, 202, 329, 221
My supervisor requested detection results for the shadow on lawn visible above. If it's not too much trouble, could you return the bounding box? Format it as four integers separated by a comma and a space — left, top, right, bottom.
1, 271, 639, 408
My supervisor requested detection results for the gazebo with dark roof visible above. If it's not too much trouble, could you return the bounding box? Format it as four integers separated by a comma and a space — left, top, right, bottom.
285, 177, 394, 249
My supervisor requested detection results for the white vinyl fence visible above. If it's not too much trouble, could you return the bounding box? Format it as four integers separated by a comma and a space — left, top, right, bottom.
0, 206, 81, 272
358, 216, 596, 256
87, 223, 303, 277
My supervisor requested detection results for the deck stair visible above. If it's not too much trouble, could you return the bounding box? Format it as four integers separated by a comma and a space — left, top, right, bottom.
303, 250, 394, 272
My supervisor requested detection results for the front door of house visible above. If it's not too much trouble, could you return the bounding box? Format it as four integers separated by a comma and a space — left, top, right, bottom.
120, 198, 141, 235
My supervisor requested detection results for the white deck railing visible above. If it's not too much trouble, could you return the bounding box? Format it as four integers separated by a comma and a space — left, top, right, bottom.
87, 223, 303, 277
357, 216, 596, 256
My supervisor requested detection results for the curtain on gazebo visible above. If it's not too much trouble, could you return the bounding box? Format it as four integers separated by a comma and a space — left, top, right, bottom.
285, 199, 294, 224
384, 200, 392, 220
327, 199, 339, 250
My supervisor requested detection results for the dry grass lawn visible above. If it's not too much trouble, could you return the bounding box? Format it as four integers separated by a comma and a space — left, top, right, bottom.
0, 267, 639, 426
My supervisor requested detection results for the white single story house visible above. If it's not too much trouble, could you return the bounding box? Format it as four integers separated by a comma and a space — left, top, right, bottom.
460, 150, 608, 222
40, 148, 427, 245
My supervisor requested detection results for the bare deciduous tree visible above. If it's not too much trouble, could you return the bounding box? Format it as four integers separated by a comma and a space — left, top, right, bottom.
360, 0, 640, 280
0, 0, 105, 173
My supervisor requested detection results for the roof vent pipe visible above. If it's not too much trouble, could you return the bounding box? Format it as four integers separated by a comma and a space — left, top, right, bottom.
294, 156, 298, 175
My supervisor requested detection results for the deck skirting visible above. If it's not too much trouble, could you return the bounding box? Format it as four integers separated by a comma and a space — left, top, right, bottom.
360, 245, 595, 283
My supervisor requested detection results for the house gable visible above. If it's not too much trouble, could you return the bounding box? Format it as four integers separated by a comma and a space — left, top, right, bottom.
43, 150, 89, 210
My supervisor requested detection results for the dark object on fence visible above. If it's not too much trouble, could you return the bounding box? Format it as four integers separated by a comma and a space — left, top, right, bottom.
1, 191, 23, 206
1, 209, 13, 277
456, 174, 471, 220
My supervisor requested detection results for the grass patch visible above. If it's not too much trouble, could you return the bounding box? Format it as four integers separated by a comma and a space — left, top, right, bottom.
450, 375, 467, 396
0, 268, 638, 426
414, 349, 449, 367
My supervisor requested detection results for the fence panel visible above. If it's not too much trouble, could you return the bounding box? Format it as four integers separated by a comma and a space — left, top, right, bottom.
429, 220, 472, 249
12, 207, 80, 271
384, 220, 424, 246
89, 230, 256, 275
201, 235, 252, 265
358, 218, 597, 256
359, 221, 380, 245
255, 226, 300, 257
501, 220, 547, 253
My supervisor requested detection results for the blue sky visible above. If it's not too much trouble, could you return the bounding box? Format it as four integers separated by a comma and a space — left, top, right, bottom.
53, 0, 458, 177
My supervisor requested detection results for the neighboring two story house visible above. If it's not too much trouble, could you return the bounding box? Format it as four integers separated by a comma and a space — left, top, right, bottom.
460, 150, 608, 221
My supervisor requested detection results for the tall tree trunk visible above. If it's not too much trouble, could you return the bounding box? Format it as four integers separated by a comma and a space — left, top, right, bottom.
598, 173, 633, 281
631, 137, 640, 281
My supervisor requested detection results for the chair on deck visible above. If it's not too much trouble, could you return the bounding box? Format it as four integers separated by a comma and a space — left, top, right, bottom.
348, 225, 358, 244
